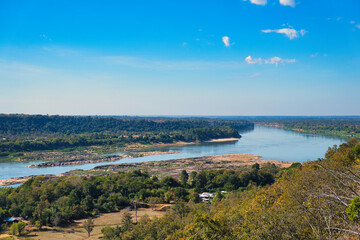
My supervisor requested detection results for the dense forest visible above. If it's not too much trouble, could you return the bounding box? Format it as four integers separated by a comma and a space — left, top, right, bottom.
255, 117, 360, 139
0, 126, 240, 154
0, 114, 253, 156
0, 114, 253, 138
0, 163, 280, 230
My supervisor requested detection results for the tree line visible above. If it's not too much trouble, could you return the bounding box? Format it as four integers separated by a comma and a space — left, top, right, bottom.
255, 117, 360, 139
0, 126, 240, 153
0, 114, 254, 139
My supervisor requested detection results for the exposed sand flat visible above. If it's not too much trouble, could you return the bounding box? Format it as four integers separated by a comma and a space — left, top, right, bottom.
209, 154, 293, 168
0, 174, 63, 186
95, 154, 295, 179
0, 154, 295, 186
206, 138, 241, 142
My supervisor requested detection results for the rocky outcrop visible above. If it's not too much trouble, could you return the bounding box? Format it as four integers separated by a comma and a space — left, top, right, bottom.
27, 151, 178, 168
27, 155, 124, 168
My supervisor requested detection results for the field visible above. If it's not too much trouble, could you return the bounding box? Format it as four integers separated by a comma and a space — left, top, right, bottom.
4, 205, 169, 240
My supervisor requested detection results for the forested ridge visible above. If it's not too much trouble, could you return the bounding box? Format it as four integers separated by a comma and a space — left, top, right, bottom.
0, 114, 252, 155
255, 117, 360, 139
0, 114, 253, 138
0, 126, 240, 154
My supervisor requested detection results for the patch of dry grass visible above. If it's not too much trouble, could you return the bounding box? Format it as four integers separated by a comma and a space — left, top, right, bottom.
23, 206, 167, 240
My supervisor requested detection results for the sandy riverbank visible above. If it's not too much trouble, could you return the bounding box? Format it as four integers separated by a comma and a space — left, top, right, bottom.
89, 154, 295, 179
0, 153, 294, 186
0, 174, 63, 186
206, 138, 240, 142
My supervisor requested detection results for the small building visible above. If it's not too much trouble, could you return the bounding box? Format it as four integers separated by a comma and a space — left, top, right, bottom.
5, 217, 23, 223
199, 192, 214, 202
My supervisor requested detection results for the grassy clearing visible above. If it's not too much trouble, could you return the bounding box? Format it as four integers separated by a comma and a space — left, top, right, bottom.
22, 206, 168, 240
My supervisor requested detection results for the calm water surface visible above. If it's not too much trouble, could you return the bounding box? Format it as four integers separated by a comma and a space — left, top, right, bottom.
0, 126, 345, 182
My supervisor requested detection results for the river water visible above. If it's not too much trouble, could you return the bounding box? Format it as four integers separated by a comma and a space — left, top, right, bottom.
0, 126, 346, 182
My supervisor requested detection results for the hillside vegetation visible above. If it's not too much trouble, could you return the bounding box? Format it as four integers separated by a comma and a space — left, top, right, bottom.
0, 162, 280, 230
114, 138, 360, 239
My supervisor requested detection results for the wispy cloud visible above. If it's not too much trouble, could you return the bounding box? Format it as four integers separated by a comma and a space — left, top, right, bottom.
250, 0, 267, 6
228, 72, 262, 81
43, 46, 81, 57
222, 36, 230, 47
261, 28, 306, 40
40, 34, 49, 39
245, 56, 295, 67
311, 52, 319, 58
102, 56, 243, 71
356, 24, 360, 30
279, 0, 295, 7
265, 57, 295, 67
40, 34, 52, 41
0, 60, 47, 73
249, 73, 262, 78
327, 17, 343, 22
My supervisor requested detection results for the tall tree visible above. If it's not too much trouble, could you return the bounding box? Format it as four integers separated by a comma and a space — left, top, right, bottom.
180, 170, 189, 187
83, 218, 95, 237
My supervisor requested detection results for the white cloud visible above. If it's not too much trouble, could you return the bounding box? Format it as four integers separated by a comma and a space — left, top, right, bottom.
350, 20, 355, 24
250, 0, 267, 5
356, 24, 360, 29
245, 56, 262, 64
261, 28, 306, 40
300, 29, 307, 36
264, 56, 295, 67
279, 0, 295, 7
245, 56, 295, 67
222, 36, 230, 47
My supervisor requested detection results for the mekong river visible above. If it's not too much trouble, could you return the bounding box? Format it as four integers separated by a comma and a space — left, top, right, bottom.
0, 126, 346, 183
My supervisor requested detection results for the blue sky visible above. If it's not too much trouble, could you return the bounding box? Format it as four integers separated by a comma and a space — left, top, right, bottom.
0, 0, 359, 115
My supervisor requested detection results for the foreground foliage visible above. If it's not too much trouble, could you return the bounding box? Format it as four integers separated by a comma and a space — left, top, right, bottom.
102, 138, 360, 239
0, 163, 278, 229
